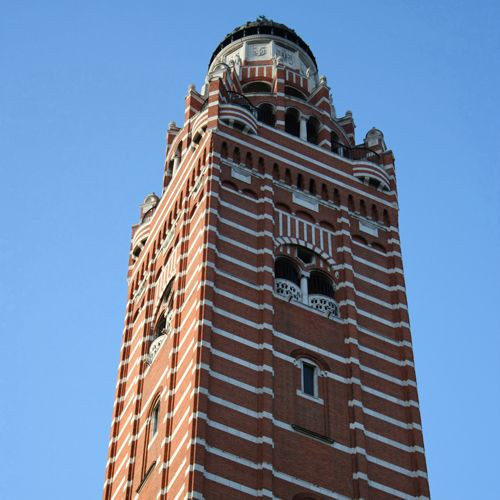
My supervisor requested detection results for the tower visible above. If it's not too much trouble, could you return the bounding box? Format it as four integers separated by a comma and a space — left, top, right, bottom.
104, 18, 429, 499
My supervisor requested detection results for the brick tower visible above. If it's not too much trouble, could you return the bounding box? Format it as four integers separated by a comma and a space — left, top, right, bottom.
103, 18, 429, 499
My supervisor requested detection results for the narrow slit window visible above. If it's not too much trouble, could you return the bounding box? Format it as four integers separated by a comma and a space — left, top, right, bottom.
151, 403, 160, 437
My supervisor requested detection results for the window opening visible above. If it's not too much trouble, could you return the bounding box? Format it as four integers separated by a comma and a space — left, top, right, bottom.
308, 272, 334, 298
307, 118, 319, 145
285, 108, 300, 137
151, 402, 160, 437
258, 103, 275, 126
285, 86, 306, 100
275, 258, 300, 285
297, 247, 313, 264
302, 362, 316, 397
243, 81, 272, 93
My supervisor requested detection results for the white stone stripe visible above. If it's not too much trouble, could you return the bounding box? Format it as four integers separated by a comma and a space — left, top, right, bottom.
349, 400, 422, 430
158, 457, 187, 495
355, 290, 408, 310
217, 213, 274, 238
350, 423, 424, 453
192, 402, 424, 492
353, 254, 403, 274
197, 388, 426, 479
357, 324, 413, 348
207, 243, 273, 273
216, 130, 395, 207
214, 267, 274, 292
273, 329, 416, 394
191, 464, 272, 497
218, 198, 274, 221
353, 472, 429, 499
109, 476, 126, 500
216, 232, 274, 256
129, 135, 213, 276
202, 340, 273, 374
211, 285, 273, 311
206, 321, 415, 401
196, 412, 274, 445
353, 239, 402, 258
194, 451, 349, 499
201, 363, 273, 395
211, 305, 272, 331
346, 337, 414, 366
354, 271, 405, 292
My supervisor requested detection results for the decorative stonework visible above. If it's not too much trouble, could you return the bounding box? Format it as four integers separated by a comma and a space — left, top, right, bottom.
309, 294, 339, 317
147, 334, 166, 365
275, 278, 301, 302
147, 310, 174, 365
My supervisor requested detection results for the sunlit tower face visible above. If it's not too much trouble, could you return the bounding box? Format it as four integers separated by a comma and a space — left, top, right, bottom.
103, 18, 429, 500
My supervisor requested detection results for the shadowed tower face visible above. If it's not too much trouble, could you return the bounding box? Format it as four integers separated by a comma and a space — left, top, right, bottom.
103, 18, 429, 500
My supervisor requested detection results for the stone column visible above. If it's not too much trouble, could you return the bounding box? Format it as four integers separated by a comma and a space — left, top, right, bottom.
300, 272, 309, 305
300, 115, 308, 141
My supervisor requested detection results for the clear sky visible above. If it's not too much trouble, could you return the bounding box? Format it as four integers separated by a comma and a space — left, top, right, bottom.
1, 1, 499, 498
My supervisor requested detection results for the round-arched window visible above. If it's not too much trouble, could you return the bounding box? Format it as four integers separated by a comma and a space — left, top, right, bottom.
308, 271, 334, 298
275, 257, 300, 285
258, 103, 275, 126
243, 81, 272, 93
285, 108, 300, 137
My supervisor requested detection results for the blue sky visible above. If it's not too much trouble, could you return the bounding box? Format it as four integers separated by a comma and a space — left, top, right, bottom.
1, 1, 499, 498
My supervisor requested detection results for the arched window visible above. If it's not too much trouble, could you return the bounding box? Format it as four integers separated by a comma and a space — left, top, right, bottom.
309, 271, 334, 298
275, 257, 300, 285
285, 86, 306, 100
274, 246, 339, 318
258, 157, 265, 174
348, 195, 355, 212
383, 209, 390, 226
333, 188, 340, 205
151, 401, 160, 437
296, 173, 304, 190
331, 131, 342, 155
245, 152, 253, 168
258, 103, 275, 126
360, 199, 367, 217
309, 178, 317, 196
153, 315, 166, 340
273, 163, 280, 180
275, 257, 301, 302
243, 81, 272, 93
285, 108, 300, 137
307, 117, 320, 145
147, 282, 174, 364
321, 183, 328, 200
141, 397, 161, 482
308, 271, 338, 317
173, 142, 182, 173
233, 147, 240, 164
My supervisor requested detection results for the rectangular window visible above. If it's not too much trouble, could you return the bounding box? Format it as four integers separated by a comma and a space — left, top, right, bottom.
302, 363, 316, 396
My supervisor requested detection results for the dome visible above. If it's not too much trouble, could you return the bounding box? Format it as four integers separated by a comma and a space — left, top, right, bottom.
209, 17, 317, 70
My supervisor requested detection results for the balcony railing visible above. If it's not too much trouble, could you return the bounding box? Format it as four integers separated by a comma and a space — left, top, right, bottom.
309, 294, 339, 317
147, 334, 167, 365
275, 278, 302, 302
147, 310, 174, 365
225, 91, 258, 118
331, 141, 381, 165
